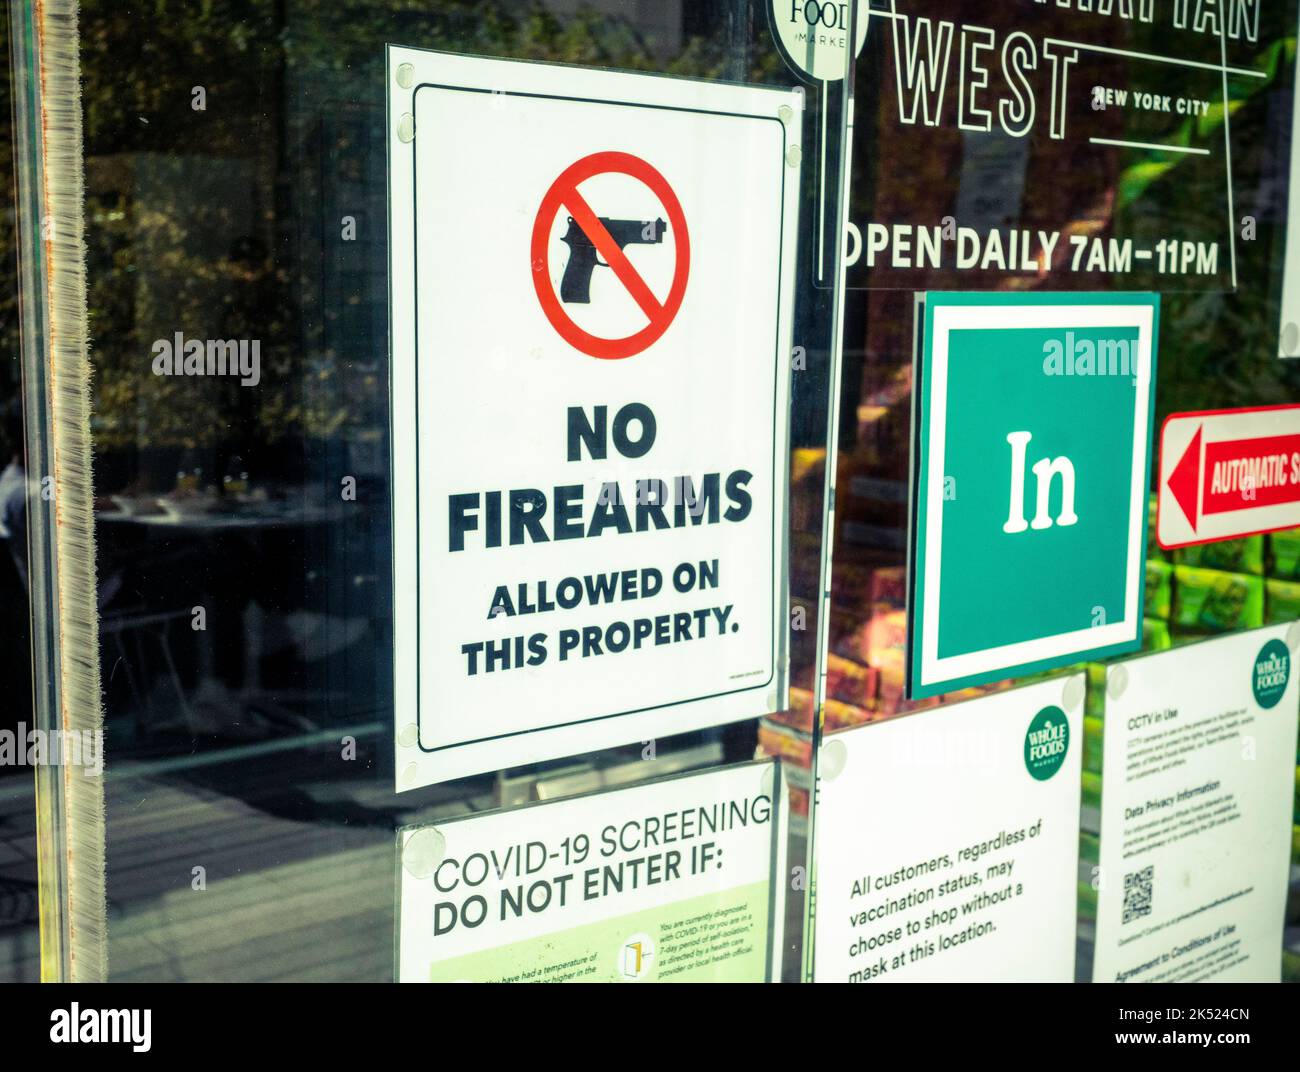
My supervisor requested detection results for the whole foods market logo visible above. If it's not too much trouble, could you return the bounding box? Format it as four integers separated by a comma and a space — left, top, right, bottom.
769, 0, 869, 83
1252, 639, 1290, 709
1023, 705, 1069, 781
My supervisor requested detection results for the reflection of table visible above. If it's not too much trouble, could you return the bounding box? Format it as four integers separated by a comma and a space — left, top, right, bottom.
95, 498, 360, 733
96, 501, 349, 531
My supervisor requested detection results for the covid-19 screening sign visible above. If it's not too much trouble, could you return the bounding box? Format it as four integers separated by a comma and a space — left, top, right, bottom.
387, 47, 802, 789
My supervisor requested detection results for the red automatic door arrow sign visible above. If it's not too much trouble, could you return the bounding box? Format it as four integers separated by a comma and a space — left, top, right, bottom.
1165, 419, 1300, 532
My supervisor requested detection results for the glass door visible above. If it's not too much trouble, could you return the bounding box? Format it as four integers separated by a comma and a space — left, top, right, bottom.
7, 0, 857, 982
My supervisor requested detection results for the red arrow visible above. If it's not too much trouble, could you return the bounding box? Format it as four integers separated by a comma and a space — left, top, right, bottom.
1166, 424, 1201, 531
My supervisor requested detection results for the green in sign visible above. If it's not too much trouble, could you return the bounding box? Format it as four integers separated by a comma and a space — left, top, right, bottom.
908, 292, 1159, 698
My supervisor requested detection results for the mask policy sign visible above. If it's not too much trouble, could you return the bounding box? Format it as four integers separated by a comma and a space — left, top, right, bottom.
387, 49, 801, 788
813, 676, 1084, 982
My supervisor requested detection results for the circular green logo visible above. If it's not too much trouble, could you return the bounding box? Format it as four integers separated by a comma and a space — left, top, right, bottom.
1251, 639, 1290, 709
1024, 705, 1069, 781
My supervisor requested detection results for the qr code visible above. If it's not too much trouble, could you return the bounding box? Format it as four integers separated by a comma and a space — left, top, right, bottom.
1122, 866, 1153, 924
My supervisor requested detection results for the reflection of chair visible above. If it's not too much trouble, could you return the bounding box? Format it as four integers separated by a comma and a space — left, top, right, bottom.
0, 539, 32, 754
100, 606, 195, 740
0, 876, 38, 930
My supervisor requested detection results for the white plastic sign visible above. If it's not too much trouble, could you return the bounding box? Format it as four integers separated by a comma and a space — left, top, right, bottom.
387, 48, 802, 788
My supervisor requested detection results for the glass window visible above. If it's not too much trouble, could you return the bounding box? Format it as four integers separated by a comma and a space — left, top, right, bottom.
3, 0, 1297, 989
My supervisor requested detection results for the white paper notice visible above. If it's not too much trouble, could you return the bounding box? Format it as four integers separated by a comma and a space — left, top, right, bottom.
1093, 624, 1300, 983
813, 675, 1084, 982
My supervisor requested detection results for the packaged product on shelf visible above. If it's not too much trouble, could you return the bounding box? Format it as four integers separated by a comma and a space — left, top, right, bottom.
767, 686, 815, 734
789, 448, 827, 532
1266, 578, 1300, 624
1083, 715, 1103, 775
790, 447, 825, 488
939, 685, 992, 705
757, 719, 811, 768
895, 695, 942, 716
839, 519, 907, 555
875, 658, 905, 710
875, 667, 942, 718
873, 654, 928, 718
864, 606, 907, 666
1083, 663, 1105, 719
828, 558, 877, 611
826, 603, 860, 654
1174, 535, 1264, 575
1171, 565, 1265, 632
773, 673, 879, 732
824, 652, 878, 707
823, 696, 877, 730
1268, 527, 1300, 578
1147, 494, 1166, 563
868, 564, 906, 609
833, 603, 904, 670
1145, 560, 1173, 619
1142, 617, 1172, 651
840, 472, 909, 532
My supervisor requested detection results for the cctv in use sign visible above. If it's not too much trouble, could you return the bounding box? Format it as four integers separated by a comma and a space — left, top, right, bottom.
387, 47, 802, 789
908, 293, 1159, 698
1158, 404, 1300, 549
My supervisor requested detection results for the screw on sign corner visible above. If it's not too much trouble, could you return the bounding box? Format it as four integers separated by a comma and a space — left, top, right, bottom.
530, 151, 690, 360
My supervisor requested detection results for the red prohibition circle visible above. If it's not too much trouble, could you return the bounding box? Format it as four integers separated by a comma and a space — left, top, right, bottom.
530, 151, 690, 360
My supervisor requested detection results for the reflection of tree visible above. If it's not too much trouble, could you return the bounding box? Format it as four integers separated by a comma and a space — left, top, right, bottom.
0, 11, 21, 408
1133, 36, 1300, 425
855, 18, 1300, 480
77, 1, 781, 454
